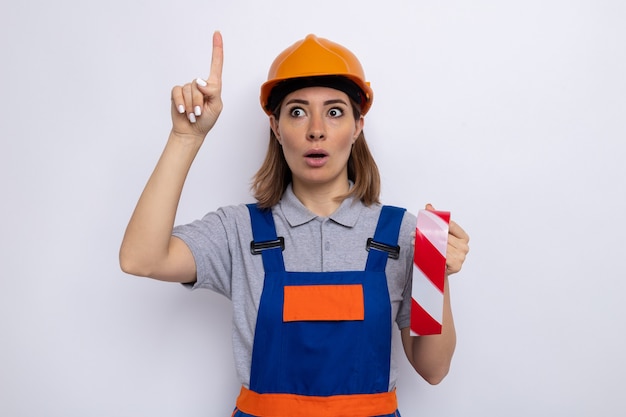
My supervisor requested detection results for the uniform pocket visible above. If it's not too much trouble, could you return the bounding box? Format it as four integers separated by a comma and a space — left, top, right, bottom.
283, 284, 364, 322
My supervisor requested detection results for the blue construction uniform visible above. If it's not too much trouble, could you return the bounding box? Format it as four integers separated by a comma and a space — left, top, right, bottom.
232, 204, 405, 417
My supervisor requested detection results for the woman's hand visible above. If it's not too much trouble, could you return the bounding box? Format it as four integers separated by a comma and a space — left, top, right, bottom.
170, 31, 224, 139
424, 204, 470, 275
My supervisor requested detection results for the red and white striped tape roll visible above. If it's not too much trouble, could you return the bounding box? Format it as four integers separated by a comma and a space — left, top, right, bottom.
410, 209, 450, 336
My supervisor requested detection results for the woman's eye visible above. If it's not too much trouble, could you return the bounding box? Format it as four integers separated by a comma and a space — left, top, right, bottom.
290, 107, 305, 117
328, 108, 344, 117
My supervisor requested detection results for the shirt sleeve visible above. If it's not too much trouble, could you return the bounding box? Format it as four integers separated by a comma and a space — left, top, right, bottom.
172, 205, 248, 299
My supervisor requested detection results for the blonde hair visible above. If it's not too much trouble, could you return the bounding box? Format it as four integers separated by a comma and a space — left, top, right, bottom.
251, 99, 381, 208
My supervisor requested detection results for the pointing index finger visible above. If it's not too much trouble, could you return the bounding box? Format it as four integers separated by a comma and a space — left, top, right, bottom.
207, 31, 223, 84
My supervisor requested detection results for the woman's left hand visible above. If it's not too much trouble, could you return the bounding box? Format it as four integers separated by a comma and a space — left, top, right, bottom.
425, 204, 470, 275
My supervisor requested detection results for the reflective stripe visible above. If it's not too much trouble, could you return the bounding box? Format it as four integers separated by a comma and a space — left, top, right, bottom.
236, 386, 398, 417
283, 284, 364, 322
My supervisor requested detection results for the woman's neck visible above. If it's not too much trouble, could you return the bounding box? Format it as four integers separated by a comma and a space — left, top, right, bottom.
292, 179, 350, 217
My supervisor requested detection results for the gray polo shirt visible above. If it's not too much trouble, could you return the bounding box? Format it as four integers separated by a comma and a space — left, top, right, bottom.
172, 184, 416, 391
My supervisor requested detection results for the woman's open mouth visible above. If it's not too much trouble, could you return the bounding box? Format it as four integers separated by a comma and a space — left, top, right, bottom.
304, 150, 329, 167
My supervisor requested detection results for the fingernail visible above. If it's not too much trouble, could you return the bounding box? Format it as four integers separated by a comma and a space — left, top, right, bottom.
188, 113, 196, 123
178, 104, 185, 114
194, 106, 202, 116
196, 78, 207, 87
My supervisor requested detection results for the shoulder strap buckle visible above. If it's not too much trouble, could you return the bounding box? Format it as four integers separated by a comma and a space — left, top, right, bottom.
250, 237, 285, 255
366, 238, 400, 259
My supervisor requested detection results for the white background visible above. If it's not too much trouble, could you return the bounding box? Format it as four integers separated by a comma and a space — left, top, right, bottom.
2, 1, 625, 416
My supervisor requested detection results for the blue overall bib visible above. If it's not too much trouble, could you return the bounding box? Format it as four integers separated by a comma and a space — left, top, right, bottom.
233, 204, 405, 417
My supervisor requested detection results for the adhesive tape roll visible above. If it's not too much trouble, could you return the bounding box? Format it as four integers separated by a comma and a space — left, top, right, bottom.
410, 209, 450, 336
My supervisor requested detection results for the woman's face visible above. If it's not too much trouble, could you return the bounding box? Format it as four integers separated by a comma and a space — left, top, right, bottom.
270, 86, 364, 194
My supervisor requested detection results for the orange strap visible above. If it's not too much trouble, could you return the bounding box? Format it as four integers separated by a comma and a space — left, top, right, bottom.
236, 386, 397, 417
283, 284, 364, 322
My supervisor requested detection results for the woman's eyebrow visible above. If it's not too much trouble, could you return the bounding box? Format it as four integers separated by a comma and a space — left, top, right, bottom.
284, 98, 348, 106
323, 99, 348, 106
284, 99, 309, 106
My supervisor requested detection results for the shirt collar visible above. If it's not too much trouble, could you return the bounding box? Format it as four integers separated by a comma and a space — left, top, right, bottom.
278, 183, 364, 228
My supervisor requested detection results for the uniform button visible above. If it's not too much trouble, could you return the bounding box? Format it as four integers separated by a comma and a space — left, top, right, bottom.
325, 241, 330, 251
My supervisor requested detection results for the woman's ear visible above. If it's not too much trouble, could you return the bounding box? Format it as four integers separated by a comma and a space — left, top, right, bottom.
270, 115, 281, 144
354, 116, 364, 142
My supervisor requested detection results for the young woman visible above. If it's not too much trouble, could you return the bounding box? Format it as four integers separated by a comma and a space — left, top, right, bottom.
120, 32, 470, 417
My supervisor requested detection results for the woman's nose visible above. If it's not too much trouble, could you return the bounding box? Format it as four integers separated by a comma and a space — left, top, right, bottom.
307, 113, 326, 140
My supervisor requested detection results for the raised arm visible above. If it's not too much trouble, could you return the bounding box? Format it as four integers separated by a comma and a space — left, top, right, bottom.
119, 31, 224, 283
